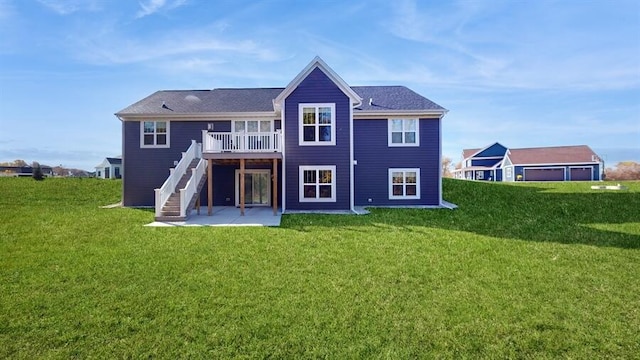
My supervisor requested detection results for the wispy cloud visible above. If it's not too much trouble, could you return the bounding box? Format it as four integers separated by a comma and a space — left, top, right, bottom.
385, 0, 640, 91
37, 0, 104, 15
136, 0, 187, 18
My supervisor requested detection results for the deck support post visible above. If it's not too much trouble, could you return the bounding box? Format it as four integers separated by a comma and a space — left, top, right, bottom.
207, 159, 213, 216
240, 158, 245, 216
272, 158, 278, 215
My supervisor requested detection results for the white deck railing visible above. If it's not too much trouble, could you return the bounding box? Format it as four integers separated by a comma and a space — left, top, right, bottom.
179, 157, 206, 218
202, 130, 282, 153
154, 140, 202, 217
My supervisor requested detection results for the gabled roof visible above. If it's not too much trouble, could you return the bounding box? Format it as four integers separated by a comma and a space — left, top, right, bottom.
507, 145, 599, 165
462, 142, 508, 160
106, 157, 122, 165
115, 57, 446, 118
274, 56, 362, 107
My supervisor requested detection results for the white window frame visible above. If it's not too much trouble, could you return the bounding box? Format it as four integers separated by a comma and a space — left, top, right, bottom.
388, 168, 421, 199
140, 121, 170, 148
298, 103, 336, 146
476, 171, 484, 180
388, 118, 419, 147
299, 165, 336, 202
232, 120, 273, 133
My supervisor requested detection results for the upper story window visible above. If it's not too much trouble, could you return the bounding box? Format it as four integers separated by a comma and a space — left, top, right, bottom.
388, 119, 419, 147
299, 103, 336, 146
141, 121, 169, 148
233, 120, 273, 133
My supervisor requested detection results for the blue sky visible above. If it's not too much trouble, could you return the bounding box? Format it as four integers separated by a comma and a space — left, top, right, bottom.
0, 0, 638, 170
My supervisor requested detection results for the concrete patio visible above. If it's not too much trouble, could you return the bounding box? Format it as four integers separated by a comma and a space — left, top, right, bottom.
146, 206, 282, 227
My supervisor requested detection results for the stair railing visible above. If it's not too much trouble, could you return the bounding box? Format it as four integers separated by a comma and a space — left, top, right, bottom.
179, 157, 207, 217
154, 140, 201, 217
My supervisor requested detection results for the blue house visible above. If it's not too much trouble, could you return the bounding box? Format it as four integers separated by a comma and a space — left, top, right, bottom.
456, 142, 603, 182
115, 57, 448, 220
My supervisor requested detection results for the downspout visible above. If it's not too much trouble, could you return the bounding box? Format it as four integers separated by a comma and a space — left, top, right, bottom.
115, 114, 126, 206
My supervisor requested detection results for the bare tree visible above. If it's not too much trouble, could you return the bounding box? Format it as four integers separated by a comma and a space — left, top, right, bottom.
442, 157, 454, 178
605, 161, 640, 180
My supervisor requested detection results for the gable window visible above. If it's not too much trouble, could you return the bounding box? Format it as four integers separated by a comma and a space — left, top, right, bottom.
299, 103, 335, 145
299, 165, 336, 202
388, 119, 419, 146
141, 121, 169, 148
389, 168, 420, 199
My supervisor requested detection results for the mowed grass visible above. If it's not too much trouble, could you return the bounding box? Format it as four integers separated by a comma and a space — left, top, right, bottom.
1, 177, 639, 358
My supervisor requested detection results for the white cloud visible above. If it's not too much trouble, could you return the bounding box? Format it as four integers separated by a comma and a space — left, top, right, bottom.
37, 0, 103, 15
136, 0, 187, 18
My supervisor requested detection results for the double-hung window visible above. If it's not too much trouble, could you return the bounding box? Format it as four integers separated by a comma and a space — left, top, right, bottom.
141, 121, 169, 148
299, 103, 335, 145
299, 166, 336, 202
388, 119, 419, 146
389, 168, 420, 199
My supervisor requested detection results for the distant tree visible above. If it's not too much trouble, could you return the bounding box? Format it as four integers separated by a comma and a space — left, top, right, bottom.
442, 157, 454, 178
32, 162, 44, 181
14, 159, 28, 167
605, 161, 640, 180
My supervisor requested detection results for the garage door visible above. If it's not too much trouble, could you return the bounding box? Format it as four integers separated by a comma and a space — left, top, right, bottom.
524, 168, 564, 181
570, 167, 592, 181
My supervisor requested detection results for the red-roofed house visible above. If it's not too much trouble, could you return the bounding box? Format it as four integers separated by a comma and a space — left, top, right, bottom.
455, 142, 603, 182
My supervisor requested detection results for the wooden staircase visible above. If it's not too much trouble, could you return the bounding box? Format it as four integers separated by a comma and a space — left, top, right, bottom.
155, 158, 206, 221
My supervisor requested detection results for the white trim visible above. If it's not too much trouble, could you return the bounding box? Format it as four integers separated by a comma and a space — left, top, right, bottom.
523, 167, 566, 181
299, 165, 337, 202
234, 169, 271, 207
281, 102, 286, 212
349, 103, 355, 212
140, 121, 170, 148
512, 161, 600, 166
274, 56, 362, 108
438, 114, 443, 205
388, 118, 420, 147
298, 103, 336, 146
118, 111, 277, 121
388, 168, 421, 200
569, 166, 594, 181
354, 111, 445, 119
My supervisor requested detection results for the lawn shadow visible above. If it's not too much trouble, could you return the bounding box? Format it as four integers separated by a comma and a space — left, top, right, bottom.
280, 180, 640, 249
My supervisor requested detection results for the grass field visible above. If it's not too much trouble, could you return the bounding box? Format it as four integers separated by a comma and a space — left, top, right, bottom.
1, 177, 639, 358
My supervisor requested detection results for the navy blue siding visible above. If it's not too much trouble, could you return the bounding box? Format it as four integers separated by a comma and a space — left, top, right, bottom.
471, 158, 502, 167
353, 118, 441, 206
123, 120, 279, 207
284, 67, 351, 210
204, 163, 282, 207
476, 143, 507, 157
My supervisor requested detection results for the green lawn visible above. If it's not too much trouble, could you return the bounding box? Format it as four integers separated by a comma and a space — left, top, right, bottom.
1, 177, 639, 358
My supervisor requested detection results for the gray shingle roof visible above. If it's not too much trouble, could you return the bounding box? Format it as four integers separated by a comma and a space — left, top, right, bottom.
352, 86, 445, 112
116, 86, 445, 115
116, 88, 284, 115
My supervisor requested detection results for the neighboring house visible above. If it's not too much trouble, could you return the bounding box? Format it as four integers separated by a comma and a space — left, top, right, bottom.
456, 142, 603, 181
115, 57, 448, 220
0, 165, 53, 177
95, 157, 123, 179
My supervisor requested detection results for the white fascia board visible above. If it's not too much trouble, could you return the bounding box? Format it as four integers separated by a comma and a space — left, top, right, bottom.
116, 111, 278, 121
353, 110, 446, 119
512, 161, 602, 167
274, 56, 362, 108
